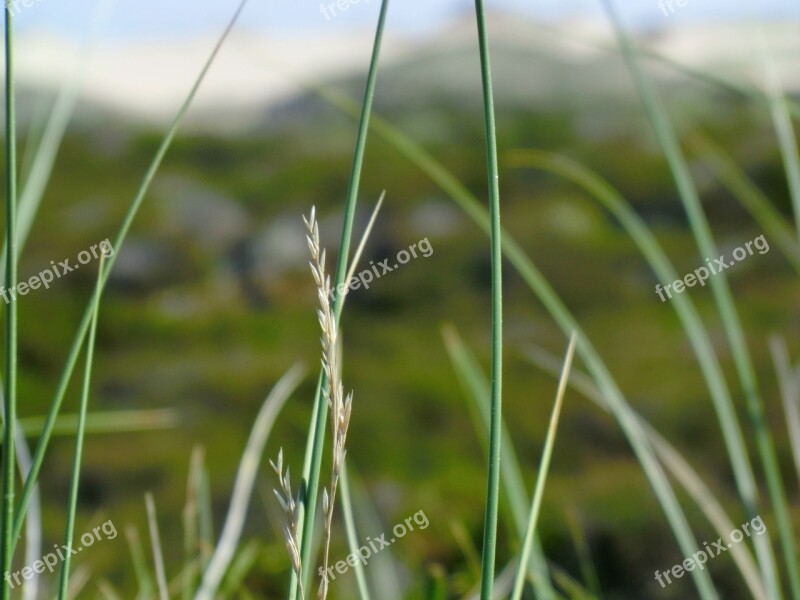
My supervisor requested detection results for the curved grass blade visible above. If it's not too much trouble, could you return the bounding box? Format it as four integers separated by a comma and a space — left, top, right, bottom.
511, 333, 576, 600
443, 326, 568, 600
601, 2, 798, 594
319, 94, 717, 598
769, 337, 800, 486
195, 364, 305, 600
10, 0, 252, 552
506, 148, 777, 596
525, 345, 767, 600
58, 257, 106, 599
686, 132, 800, 275
759, 36, 800, 242
471, 3, 504, 598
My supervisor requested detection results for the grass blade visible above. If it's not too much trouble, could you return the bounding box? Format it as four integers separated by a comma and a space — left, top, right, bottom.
769, 337, 800, 485
507, 148, 777, 595
195, 364, 305, 600
15, 408, 179, 438
292, 1, 389, 597
525, 345, 767, 600
10, 0, 251, 552
317, 96, 717, 597
0, 3, 18, 596
442, 325, 565, 600
687, 132, 800, 275
601, 2, 797, 594
471, 3, 504, 598
145, 493, 170, 600
339, 465, 371, 599
760, 36, 800, 242
511, 333, 576, 600
125, 525, 155, 599
58, 256, 106, 599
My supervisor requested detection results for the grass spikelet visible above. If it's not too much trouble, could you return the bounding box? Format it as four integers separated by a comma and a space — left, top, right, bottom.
304, 207, 354, 600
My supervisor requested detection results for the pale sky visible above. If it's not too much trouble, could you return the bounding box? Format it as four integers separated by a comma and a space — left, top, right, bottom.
12, 0, 800, 41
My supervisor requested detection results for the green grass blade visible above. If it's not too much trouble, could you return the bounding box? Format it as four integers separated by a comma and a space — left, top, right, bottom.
14, 408, 179, 438
57, 257, 105, 599
761, 39, 800, 242
10, 0, 251, 552
511, 334, 576, 600
769, 338, 800, 486
601, 2, 798, 594
145, 493, 170, 600
347, 467, 402, 600
525, 346, 767, 600
442, 325, 556, 599
0, 383, 41, 600
339, 466, 371, 600
471, 3, 504, 598
195, 364, 304, 600
0, 5, 18, 596
507, 148, 778, 596
316, 95, 717, 598
292, 2, 389, 597
183, 447, 204, 600
125, 525, 155, 600
565, 508, 603, 600
687, 132, 800, 275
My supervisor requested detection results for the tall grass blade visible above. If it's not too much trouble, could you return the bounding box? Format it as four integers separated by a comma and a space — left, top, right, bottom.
511, 333, 576, 600
687, 133, 800, 275
0, 388, 40, 600
601, 2, 798, 594
769, 337, 800, 485
442, 325, 565, 600
195, 364, 304, 600
125, 525, 155, 599
565, 508, 603, 600
318, 97, 717, 597
526, 344, 767, 599
507, 148, 777, 595
58, 256, 106, 599
10, 0, 251, 551
471, 3, 504, 598
145, 493, 170, 600
760, 36, 800, 242
339, 465, 371, 599
183, 447, 204, 600
0, 2, 18, 596
292, 1, 389, 597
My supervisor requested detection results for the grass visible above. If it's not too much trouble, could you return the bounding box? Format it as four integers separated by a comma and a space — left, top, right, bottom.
472, 2, 504, 599
0, 6, 18, 600
3, 1, 800, 598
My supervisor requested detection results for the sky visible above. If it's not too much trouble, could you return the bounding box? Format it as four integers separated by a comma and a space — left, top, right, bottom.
11, 0, 800, 41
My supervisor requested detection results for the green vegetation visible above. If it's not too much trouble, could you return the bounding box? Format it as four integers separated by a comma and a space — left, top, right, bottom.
2, 1, 799, 598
